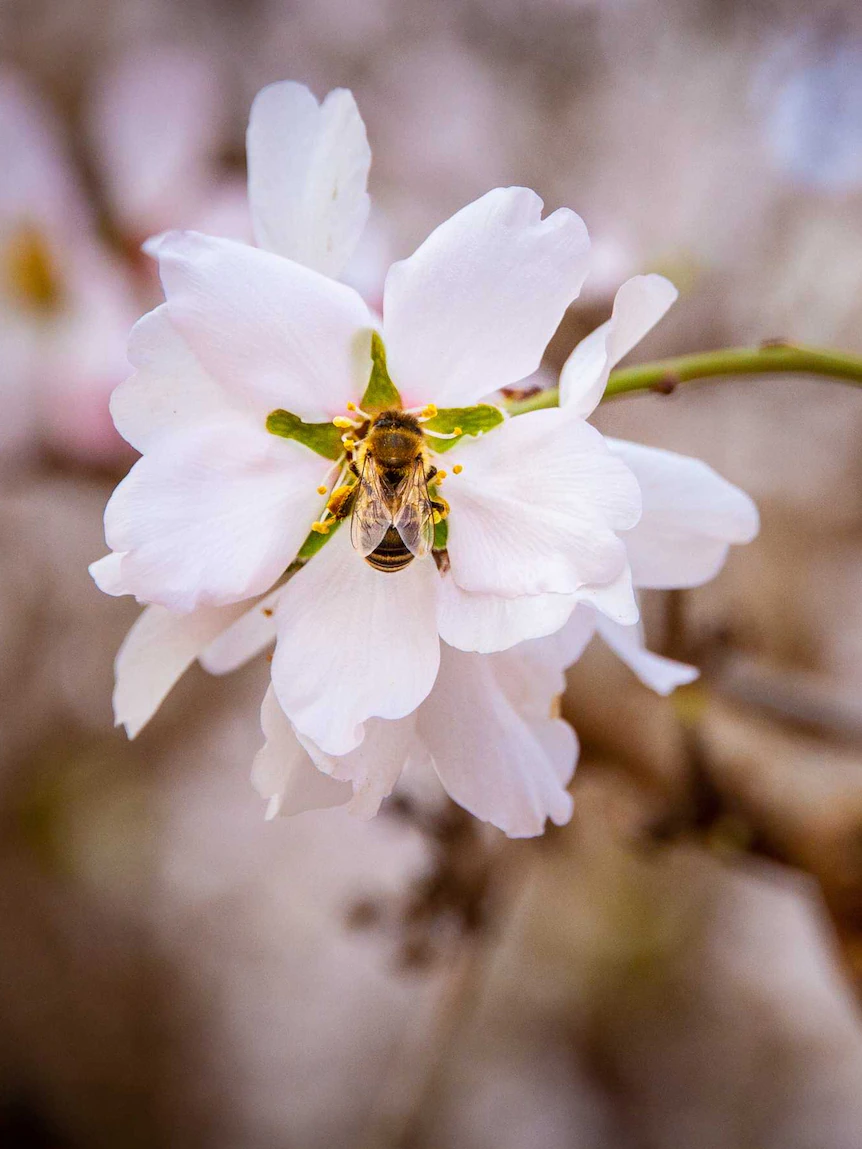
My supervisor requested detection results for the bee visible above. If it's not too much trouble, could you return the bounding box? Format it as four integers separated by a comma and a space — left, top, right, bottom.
333, 411, 445, 573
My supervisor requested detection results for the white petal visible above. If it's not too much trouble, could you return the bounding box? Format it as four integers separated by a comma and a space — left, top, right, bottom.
383, 187, 590, 408
253, 686, 352, 818
87, 46, 227, 238
198, 586, 282, 674
103, 417, 326, 611
608, 438, 760, 588
575, 563, 639, 625
113, 601, 247, 738
247, 82, 371, 278
560, 274, 678, 417
437, 575, 576, 654
271, 528, 440, 755
298, 715, 420, 820
444, 407, 641, 597
89, 551, 129, 597
416, 643, 577, 838
152, 230, 373, 422
534, 604, 597, 672
111, 304, 238, 453
594, 611, 699, 696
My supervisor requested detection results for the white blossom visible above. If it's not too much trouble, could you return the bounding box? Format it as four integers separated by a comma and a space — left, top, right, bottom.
93, 81, 759, 838
91, 80, 641, 758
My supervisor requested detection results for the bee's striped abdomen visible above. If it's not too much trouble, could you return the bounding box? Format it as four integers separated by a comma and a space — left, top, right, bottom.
365, 525, 414, 573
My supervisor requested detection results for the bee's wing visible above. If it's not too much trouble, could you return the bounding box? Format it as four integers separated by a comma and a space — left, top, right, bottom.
393, 458, 435, 558
350, 454, 393, 557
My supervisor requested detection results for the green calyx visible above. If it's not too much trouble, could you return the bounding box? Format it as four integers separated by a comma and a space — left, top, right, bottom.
361, 331, 402, 414
424, 404, 505, 453
293, 520, 341, 564
265, 409, 344, 460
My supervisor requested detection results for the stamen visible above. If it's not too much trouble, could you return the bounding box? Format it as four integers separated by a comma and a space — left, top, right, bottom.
315, 456, 347, 498
416, 403, 439, 422
341, 434, 357, 449
311, 520, 331, 534
452, 464, 463, 474
346, 401, 371, 419
435, 470, 448, 482
332, 416, 355, 429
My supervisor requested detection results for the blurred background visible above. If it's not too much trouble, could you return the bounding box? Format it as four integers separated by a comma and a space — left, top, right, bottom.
2, 0, 862, 1145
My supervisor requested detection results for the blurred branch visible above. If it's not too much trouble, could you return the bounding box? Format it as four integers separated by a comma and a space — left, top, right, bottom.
505, 342, 862, 415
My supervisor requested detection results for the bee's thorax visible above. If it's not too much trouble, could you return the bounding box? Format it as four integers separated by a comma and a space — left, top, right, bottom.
367, 410, 424, 470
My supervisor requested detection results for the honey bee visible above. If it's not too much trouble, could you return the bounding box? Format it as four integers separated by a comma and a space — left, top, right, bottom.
333, 410, 445, 573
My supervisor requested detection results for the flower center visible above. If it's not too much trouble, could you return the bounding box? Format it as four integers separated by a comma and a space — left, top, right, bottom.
4, 225, 64, 314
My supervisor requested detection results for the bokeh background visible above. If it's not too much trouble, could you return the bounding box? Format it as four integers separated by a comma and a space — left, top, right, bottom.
2, 0, 862, 1145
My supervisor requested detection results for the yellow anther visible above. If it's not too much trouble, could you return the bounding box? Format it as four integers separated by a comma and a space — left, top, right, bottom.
435, 470, 447, 482
341, 435, 357, 449
421, 403, 438, 419
452, 464, 463, 475
332, 415, 354, 429
311, 521, 331, 535
453, 426, 463, 436
346, 401, 358, 412
317, 484, 328, 495
432, 510, 442, 525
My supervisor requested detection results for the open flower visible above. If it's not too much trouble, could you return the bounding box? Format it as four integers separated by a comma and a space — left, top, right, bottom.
92, 81, 759, 839
91, 81, 642, 756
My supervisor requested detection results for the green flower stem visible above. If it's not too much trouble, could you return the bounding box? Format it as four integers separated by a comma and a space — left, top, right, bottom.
504, 343, 862, 416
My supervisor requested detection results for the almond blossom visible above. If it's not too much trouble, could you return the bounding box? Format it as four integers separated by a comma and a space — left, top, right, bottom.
91, 80, 642, 760
92, 81, 758, 838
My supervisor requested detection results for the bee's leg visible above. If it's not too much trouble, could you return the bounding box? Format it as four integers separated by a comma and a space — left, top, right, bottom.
348, 459, 361, 478
433, 549, 450, 574
430, 496, 450, 523
425, 464, 438, 483
326, 484, 357, 521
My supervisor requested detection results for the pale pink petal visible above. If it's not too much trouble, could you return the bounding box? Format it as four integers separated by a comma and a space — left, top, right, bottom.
271, 528, 440, 755
89, 552, 129, 597
111, 305, 239, 453
560, 274, 678, 417
416, 643, 576, 838
253, 686, 352, 818
102, 417, 327, 611
534, 605, 597, 672
608, 438, 759, 588
0, 68, 91, 240
594, 612, 699, 695
383, 187, 590, 408
113, 601, 248, 738
87, 46, 227, 239
574, 564, 639, 625
247, 82, 370, 277
151, 231, 373, 422
436, 574, 576, 654
297, 715, 420, 820
199, 586, 283, 674
444, 407, 641, 597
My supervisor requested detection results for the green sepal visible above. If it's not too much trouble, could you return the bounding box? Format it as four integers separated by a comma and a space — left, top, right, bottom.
293, 519, 341, 566
433, 516, 448, 551
424, 404, 505, 453
266, 409, 344, 461
360, 331, 402, 414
